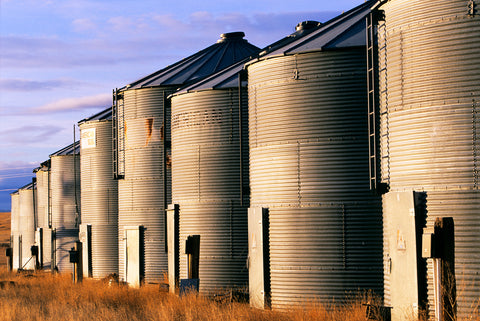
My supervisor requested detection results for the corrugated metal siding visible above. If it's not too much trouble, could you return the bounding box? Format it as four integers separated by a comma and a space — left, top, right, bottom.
118, 86, 175, 283
10, 192, 20, 270
248, 50, 383, 309
80, 120, 118, 278
379, 0, 480, 319
18, 187, 36, 270
171, 89, 249, 292
50, 155, 80, 273
36, 169, 52, 268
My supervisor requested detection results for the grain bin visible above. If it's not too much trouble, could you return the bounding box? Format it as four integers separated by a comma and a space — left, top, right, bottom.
18, 182, 36, 270
34, 161, 52, 269
114, 32, 259, 285
79, 107, 118, 278
170, 54, 259, 293
50, 142, 80, 273
376, 0, 480, 319
10, 190, 20, 270
246, 1, 383, 309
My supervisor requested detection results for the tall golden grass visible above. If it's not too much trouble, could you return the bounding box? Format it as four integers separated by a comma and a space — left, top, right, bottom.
0, 267, 370, 321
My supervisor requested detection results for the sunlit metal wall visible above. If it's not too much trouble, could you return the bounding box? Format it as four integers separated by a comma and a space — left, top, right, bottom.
118, 87, 174, 283
10, 191, 20, 270
171, 88, 249, 293
247, 49, 383, 309
35, 167, 52, 269
18, 185, 36, 270
80, 119, 118, 278
379, 0, 480, 319
51, 154, 80, 273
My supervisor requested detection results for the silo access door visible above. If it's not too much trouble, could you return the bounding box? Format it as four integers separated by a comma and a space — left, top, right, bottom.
384, 191, 425, 321
125, 226, 144, 287
248, 207, 270, 309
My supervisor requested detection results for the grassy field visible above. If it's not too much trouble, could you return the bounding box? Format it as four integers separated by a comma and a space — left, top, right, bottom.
0, 269, 373, 321
0, 212, 10, 267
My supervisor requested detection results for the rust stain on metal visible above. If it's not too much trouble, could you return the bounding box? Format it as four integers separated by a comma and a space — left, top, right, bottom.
160, 121, 164, 141
145, 118, 153, 146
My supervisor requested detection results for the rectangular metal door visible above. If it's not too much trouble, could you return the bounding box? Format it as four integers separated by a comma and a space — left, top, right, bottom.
384, 191, 420, 321
248, 207, 268, 309
125, 226, 143, 287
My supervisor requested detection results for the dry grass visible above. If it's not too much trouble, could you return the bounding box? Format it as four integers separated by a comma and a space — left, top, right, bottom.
0, 268, 369, 321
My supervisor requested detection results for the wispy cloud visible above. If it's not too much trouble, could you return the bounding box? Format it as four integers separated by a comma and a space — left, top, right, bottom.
0, 125, 64, 144
0, 78, 85, 91
29, 93, 111, 114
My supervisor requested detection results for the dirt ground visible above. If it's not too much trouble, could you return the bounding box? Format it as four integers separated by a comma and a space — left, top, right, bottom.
0, 212, 11, 267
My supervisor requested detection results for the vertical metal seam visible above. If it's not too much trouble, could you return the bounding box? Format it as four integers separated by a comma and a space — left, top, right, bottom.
473, 97, 478, 188
230, 200, 233, 259
198, 145, 201, 202
342, 204, 346, 270
297, 140, 301, 206
238, 72, 244, 206
399, 31, 404, 107
229, 88, 234, 143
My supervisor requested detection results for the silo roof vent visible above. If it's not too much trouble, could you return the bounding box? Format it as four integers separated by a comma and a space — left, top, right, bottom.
295, 21, 321, 31
217, 32, 246, 43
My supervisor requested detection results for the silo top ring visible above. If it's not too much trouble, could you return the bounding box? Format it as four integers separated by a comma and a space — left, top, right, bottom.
217, 32, 246, 43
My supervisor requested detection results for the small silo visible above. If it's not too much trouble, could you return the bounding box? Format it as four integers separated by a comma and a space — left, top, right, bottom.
376, 0, 480, 319
10, 190, 20, 270
50, 142, 81, 273
246, 2, 383, 309
169, 54, 259, 293
78, 107, 118, 278
34, 161, 52, 269
114, 32, 259, 285
18, 182, 36, 270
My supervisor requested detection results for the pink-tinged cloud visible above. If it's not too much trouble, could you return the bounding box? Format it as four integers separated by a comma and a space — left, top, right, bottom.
30, 93, 111, 114
72, 18, 97, 32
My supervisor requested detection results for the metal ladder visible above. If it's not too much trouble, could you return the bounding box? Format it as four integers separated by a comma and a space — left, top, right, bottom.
366, 12, 379, 191
112, 89, 125, 179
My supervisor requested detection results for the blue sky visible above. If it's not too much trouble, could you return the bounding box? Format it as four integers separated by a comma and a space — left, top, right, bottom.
0, 0, 364, 211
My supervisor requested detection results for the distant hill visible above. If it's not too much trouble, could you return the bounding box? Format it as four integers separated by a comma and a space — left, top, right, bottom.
0, 212, 10, 266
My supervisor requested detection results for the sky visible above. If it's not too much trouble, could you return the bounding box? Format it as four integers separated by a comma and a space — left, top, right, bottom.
0, 0, 365, 211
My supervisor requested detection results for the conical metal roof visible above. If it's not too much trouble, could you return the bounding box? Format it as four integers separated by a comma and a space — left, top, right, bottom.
173, 22, 325, 95
49, 141, 80, 157
121, 32, 259, 91
78, 106, 112, 124
250, 0, 375, 61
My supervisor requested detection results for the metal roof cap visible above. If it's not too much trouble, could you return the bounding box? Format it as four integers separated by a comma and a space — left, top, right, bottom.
49, 141, 80, 157
78, 106, 112, 125
119, 32, 259, 91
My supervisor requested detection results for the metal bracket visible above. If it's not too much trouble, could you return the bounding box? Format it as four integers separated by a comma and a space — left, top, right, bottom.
468, 0, 477, 16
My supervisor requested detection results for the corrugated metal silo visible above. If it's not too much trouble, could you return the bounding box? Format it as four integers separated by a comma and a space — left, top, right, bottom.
34, 162, 52, 269
377, 0, 480, 319
10, 191, 20, 270
246, 2, 383, 309
115, 32, 259, 284
50, 142, 81, 273
18, 182, 36, 270
170, 55, 259, 293
79, 107, 118, 278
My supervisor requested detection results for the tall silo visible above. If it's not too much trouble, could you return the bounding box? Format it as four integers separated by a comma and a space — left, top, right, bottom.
170, 54, 259, 293
10, 190, 20, 270
246, 2, 383, 309
34, 161, 52, 269
79, 107, 118, 278
18, 182, 36, 270
376, 0, 480, 320
50, 142, 80, 273
114, 32, 259, 285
